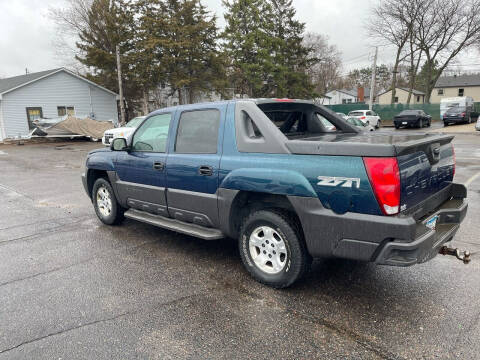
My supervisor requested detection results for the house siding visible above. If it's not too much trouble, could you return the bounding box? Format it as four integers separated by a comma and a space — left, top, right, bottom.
377, 88, 424, 105
0, 101, 5, 141
430, 86, 480, 103
324, 90, 357, 105
2, 71, 117, 138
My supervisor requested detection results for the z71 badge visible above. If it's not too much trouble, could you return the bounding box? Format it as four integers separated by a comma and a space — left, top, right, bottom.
317, 176, 361, 189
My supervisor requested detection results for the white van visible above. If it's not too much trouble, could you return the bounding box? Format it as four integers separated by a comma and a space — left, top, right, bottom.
440, 97, 474, 119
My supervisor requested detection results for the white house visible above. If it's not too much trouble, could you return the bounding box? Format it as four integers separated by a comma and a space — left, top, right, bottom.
0, 68, 118, 140
324, 89, 357, 105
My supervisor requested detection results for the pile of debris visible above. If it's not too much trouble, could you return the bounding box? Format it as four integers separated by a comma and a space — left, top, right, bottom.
31, 115, 114, 140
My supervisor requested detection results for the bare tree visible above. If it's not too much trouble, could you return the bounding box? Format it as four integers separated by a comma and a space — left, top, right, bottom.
49, 0, 93, 73
414, 0, 480, 102
303, 32, 342, 96
367, 0, 420, 104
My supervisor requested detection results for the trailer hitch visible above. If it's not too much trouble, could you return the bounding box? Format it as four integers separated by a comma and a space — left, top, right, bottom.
439, 246, 471, 264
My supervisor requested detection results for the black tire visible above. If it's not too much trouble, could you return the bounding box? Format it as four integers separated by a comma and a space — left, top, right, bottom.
239, 209, 311, 288
395, 125, 400, 129
427, 120, 431, 127
92, 177, 125, 225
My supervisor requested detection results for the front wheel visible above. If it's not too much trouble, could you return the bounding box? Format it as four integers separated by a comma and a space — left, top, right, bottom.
92, 178, 124, 225
239, 210, 311, 288
375, 120, 381, 129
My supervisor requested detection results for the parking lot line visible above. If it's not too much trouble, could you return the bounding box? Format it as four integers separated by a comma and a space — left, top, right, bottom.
465, 171, 480, 188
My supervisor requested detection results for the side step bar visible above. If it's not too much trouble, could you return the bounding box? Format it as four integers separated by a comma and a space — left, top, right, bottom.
124, 209, 225, 240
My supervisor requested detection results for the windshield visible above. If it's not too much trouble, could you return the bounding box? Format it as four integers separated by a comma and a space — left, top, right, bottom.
126, 117, 145, 128
399, 110, 420, 115
446, 107, 466, 113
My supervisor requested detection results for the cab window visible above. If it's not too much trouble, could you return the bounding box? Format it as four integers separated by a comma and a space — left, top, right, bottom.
175, 109, 220, 154
132, 113, 172, 152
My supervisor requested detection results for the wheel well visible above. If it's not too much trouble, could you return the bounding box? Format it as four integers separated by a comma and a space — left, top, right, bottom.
229, 191, 303, 238
87, 169, 109, 197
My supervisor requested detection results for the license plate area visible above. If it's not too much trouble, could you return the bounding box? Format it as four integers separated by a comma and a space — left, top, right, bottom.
402, 121, 407, 124
425, 215, 439, 230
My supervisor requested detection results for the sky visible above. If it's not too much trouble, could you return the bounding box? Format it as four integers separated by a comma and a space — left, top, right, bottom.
0, 0, 477, 79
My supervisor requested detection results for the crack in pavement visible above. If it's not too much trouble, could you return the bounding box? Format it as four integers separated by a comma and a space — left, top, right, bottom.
0, 239, 159, 289
0, 291, 212, 356
0, 215, 93, 246
0, 183, 35, 201
216, 279, 406, 360
0, 214, 83, 231
0, 312, 131, 355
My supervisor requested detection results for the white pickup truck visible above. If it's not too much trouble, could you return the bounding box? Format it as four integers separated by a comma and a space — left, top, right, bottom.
102, 116, 146, 146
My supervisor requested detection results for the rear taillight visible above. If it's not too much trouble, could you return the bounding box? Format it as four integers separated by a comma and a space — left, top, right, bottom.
363, 157, 401, 215
461, 112, 466, 117
452, 144, 456, 178
360, 116, 366, 120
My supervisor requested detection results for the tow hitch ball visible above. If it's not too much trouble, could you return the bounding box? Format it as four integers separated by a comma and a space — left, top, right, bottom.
439, 246, 471, 264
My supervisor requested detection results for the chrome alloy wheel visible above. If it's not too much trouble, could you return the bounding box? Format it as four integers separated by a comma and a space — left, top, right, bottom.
249, 226, 287, 274
96, 185, 112, 217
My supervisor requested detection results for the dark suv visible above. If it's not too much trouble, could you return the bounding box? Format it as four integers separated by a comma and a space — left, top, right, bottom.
443, 106, 475, 126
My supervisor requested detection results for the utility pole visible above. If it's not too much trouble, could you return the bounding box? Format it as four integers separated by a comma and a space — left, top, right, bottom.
116, 45, 126, 126
369, 46, 378, 111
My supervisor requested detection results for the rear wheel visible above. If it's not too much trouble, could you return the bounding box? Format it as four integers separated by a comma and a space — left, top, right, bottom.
239, 210, 311, 288
395, 124, 400, 129
92, 178, 124, 225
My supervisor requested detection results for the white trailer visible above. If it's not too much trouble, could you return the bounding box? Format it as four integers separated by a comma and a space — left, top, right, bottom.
440, 97, 474, 118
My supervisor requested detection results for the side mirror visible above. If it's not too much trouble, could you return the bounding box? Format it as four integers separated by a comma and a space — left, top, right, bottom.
111, 137, 128, 151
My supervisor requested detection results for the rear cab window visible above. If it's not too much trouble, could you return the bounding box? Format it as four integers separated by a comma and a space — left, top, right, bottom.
175, 109, 221, 154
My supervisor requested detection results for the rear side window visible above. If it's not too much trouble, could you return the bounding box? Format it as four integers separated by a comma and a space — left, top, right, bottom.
349, 111, 364, 116
175, 109, 220, 154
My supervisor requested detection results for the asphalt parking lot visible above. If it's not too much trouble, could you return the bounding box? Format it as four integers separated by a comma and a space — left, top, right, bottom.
1, 126, 479, 359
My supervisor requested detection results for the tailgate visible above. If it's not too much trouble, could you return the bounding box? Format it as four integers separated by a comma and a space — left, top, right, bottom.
396, 135, 455, 213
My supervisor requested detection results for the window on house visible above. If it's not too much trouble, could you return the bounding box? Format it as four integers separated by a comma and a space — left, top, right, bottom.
26, 107, 43, 130
347, 98, 353, 103
394, 97, 399, 103
458, 88, 464, 97
438, 89, 444, 95
57, 106, 75, 116
342, 99, 347, 104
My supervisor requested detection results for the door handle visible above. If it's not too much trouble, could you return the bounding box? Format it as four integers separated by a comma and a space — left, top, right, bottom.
198, 165, 213, 176
153, 161, 165, 171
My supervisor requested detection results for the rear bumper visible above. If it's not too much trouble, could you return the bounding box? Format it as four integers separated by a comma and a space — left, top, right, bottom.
288, 183, 467, 265
444, 117, 466, 123
374, 194, 467, 266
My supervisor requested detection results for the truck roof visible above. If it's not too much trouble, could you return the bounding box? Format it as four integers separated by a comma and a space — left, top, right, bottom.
147, 98, 317, 116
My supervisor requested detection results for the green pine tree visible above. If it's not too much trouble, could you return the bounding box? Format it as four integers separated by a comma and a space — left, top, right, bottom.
141, 0, 226, 104
267, 0, 315, 98
222, 0, 273, 97
76, 0, 141, 114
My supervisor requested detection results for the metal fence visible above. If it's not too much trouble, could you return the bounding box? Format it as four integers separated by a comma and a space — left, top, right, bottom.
325, 102, 480, 121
